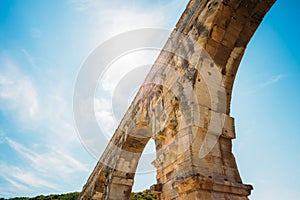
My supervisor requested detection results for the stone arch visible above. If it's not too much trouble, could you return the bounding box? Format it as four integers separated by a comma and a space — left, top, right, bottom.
78, 0, 277, 199
79, 124, 154, 200
101, 125, 153, 199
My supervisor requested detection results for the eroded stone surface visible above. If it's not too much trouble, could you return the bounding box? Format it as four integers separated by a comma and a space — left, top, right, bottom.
78, 0, 276, 199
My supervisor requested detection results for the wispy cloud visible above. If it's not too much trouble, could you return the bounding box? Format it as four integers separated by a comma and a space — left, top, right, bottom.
0, 162, 59, 195
260, 74, 285, 88
0, 53, 92, 196
68, 0, 188, 46
2, 177, 30, 194
243, 74, 286, 95
0, 53, 77, 139
0, 137, 89, 196
0, 63, 39, 121
6, 138, 89, 174
94, 97, 116, 138
21, 49, 39, 69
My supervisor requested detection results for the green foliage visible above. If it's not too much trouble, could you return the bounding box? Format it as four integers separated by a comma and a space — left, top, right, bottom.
2, 190, 157, 200
130, 190, 157, 200
3, 192, 79, 200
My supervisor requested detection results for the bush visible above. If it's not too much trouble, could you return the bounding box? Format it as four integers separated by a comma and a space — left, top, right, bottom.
131, 190, 157, 200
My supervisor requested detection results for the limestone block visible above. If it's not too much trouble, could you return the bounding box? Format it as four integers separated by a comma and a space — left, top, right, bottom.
91, 192, 103, 200
150, 183, 163, 194
221, 114, 236, 139
205, 38, 220, 58
111, 176, 134, 186
211, 25, 226, 43
222, 21, 243, 48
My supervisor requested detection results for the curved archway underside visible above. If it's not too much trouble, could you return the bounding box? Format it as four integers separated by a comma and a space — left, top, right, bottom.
78, 0, 276, 199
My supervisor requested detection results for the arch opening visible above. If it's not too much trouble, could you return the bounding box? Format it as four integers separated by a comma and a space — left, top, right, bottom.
131, 139, 157, 196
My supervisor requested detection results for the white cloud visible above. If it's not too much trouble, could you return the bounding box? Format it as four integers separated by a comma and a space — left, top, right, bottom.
100, 8, 165, 36
0, 162, 59, 194
10, 169, 59, 191
0, 53, 79, 141
94, 97, 116, 138
1, 177, 31, 195
0, 65, 39, 120
68, 0, 189, 47
0, 137, 91, 195
4, 177, 29, 192
6, 138, 88, 175
0, 54, 92, 196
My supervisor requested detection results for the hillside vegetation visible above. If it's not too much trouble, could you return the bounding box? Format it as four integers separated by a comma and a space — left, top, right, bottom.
1, 190, 157, 200
0, 192, 79, 200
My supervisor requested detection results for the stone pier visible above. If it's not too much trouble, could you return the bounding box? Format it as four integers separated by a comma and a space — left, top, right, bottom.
78, 0, 276, 199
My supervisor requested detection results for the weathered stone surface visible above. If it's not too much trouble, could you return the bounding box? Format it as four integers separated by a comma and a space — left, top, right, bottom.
78, 0, 276, 199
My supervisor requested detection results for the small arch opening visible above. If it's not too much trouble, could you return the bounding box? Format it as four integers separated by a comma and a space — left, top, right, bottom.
132, 139, 157, 197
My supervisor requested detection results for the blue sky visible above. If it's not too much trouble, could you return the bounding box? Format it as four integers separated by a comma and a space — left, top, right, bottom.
0, 0, 299, 199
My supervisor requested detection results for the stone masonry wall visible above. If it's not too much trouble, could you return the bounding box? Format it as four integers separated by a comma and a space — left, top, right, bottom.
78, 0, 276, 199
